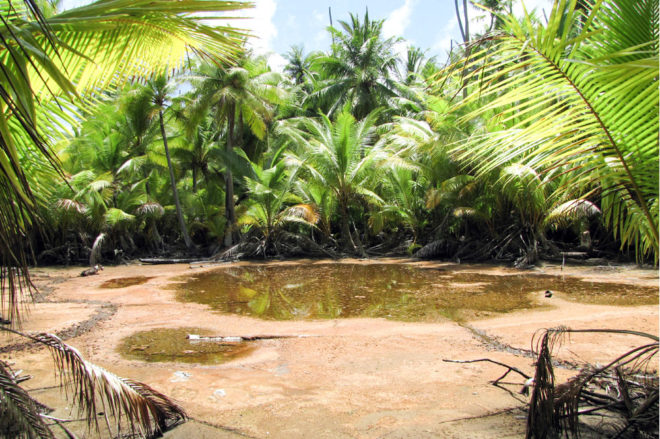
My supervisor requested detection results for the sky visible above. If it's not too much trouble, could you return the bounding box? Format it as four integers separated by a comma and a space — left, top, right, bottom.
60, 0, 554, 71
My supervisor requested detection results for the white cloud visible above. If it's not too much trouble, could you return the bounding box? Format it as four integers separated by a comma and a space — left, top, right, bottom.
383, 0, 418, 60
313, 9, 327, 25
431, 17, 458, 57
267, 52, 287, 73
242, 0, 278, 55
382, 0, 417, 39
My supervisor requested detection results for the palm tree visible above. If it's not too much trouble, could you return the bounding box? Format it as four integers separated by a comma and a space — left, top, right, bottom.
240, 156, 318, 254
375, 166, 428, 245
286, 110, 386, 253
1, 0, 249, 320
150, 75, 194, 249
308, 11, 399, 119
0, 0, 250, 434
438, 0, 659, 262
284, 45, 313, 86
193, 58, 284, 247
171, 107, 218, 193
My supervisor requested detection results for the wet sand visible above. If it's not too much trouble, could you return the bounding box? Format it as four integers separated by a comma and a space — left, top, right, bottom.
5, 259, 658, 438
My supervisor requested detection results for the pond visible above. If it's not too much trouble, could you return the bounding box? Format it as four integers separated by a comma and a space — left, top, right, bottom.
101, 276, 154, 289
175, 262, 658, 322
118, 327, 255, 364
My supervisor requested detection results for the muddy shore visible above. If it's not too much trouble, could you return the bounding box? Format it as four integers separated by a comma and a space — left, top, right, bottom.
5, 259, 658, 438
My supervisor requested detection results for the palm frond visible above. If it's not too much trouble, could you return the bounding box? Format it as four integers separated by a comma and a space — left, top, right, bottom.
56, 198, 87, 214
90, 232, 106, 266
544, 199, 601, 230
136, 202, 165, 218
27, 332, 185, 436
284, 204, 320, 224
0, 360, 53, 439
436, 0, 659, 261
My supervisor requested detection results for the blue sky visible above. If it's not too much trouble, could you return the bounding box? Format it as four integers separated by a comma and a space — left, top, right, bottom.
60, 0, 554, 70
235, 0, 553, 70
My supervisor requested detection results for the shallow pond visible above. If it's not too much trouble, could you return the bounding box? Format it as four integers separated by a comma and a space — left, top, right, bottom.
101, 276, 153, 289
176, 263, 658, 322
118, 327, 254, 364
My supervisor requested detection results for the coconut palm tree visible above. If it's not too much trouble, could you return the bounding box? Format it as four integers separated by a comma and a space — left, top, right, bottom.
240, 155, 318, 255
150, 75, 194, 248
308, 11, 399, 119
438, 0, 659, 263
193, 58, 285, 247
1, 0, 249, 319
285, 110, 386, 253
284, 45, 313, 86
171, 108, 218, 193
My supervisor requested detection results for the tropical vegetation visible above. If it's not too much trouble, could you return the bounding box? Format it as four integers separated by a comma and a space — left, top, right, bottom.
20, 0, 656, 270
1, 0, 658, 435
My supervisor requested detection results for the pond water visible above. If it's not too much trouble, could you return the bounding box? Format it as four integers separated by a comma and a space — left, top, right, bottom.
101, 276, 154, 288
175, 263, 658, 322
118, 327, 254, 364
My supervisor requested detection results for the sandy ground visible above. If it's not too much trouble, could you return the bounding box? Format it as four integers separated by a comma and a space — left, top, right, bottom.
4, 259, 658, 439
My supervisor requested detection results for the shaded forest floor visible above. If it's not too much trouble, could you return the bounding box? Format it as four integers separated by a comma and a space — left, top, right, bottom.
4, 259, 658, 438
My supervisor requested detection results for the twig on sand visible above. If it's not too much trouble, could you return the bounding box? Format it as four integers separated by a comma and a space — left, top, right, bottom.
443, 358, 531, 383
187, 334, 319, 343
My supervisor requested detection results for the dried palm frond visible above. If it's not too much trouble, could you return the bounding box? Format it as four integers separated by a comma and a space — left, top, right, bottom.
284, 204, 320, 225
136, 202, 165, 218
526, 328, 561, 439
89, 232, 107, 267
29, 332, 186, 437
56, 199, 88, 215
527, 327, 659, 439
0, 360, 54, 439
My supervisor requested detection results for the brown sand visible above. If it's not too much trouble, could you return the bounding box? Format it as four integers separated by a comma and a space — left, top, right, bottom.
5, 259, 658, 438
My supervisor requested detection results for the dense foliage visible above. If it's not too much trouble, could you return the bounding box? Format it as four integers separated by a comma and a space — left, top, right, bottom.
14, 0, 660, 273
36, 0, 656, 268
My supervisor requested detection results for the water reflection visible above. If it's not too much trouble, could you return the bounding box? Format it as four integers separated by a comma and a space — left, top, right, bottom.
118, 327, 254, 364
176, 263, 658, 322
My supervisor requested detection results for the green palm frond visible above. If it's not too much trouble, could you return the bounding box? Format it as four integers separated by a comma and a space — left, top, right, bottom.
104, 207, 134, 227
21, 1, 250, 97
436, 0, 659, 261
544, 199, 601, 230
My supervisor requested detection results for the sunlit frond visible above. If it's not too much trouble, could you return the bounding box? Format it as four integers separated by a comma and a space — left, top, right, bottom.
436, 0, 659, 261
544, 199, 601, 230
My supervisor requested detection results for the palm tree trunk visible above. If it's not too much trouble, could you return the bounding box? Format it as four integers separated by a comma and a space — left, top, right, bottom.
339, 197, 355, 253
224, 107, 236, 247
454, 0, 470, 100
159, 109, 193, 249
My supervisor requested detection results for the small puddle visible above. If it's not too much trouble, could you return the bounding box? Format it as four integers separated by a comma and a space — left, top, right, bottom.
118, 328, 255, 364
175, 263, 658, 322
100, 276, 154, 289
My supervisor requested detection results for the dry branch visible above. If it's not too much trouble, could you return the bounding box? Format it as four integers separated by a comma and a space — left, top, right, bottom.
526, 328, 659, 439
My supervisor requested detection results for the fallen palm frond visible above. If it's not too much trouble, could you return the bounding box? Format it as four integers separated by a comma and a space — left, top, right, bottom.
0, 360, 54, 439
527, 327, 659, 439
446, 327, 658, 438
1, 329, 186, 438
